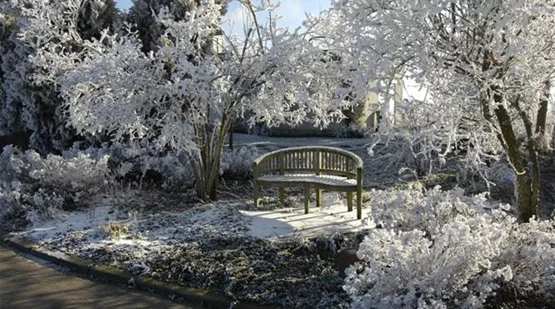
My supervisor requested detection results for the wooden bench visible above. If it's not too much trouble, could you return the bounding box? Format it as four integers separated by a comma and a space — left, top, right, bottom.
252, 146, 364, 219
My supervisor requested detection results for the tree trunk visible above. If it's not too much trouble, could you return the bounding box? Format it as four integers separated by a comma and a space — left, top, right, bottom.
478, 51, 540, 222
229, 122, 234, 150
536, 80, 551, 153
514, 172, 537, 222
491, 89, 538, 222
197, 143, 223, 200
209, 177, 218, 200
193, 146, 222, 200
191, 116, 231, 201
479, 95, 539, 222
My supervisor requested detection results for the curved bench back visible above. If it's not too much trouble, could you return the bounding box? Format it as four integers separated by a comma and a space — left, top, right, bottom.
253, 146, 363, 178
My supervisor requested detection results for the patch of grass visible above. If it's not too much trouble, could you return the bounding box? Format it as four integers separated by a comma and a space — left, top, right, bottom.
98, 221, 130, 240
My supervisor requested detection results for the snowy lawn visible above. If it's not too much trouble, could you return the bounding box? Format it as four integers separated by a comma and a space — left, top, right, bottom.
21, 191, 369, 241
232, 133, 372, 150
12, 189, 370, 308
244, 192, 371, 238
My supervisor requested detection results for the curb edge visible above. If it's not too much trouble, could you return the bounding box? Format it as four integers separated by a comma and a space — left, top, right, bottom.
4, 237, 273, 309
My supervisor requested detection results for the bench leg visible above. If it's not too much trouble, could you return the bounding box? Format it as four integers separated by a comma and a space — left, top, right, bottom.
254, 182, 260, 208
304, 184, 310, 214
356, 188, 362, 219
347, 192, 353, 212
279, 187, 285, 205
316, 189, 321, 207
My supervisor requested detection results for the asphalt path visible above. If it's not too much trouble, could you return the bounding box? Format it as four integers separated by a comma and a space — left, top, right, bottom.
0, 246, 202, 309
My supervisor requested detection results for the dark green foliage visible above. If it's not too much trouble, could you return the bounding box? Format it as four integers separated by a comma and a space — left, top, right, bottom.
0, 1, 121, 154
127, 0, 227, 53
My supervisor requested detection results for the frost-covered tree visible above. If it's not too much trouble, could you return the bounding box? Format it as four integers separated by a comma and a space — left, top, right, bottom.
78, 0, 119, 40
0, 3, 69, 152
315, 0, 555, 222
0, 0, 120, 153
0, 10, 21, 135
127, 0, 228, 53
24, 0, 349, 199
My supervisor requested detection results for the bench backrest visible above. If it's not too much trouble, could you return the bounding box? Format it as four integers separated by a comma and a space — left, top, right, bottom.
253, 146, 363, 178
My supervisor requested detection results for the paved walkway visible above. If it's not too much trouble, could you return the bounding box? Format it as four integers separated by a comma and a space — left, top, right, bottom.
0, 247, 201, 309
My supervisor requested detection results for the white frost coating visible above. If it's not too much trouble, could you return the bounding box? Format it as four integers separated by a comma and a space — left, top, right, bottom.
19, 191, 370, 241
15, 0, 357, 198
343, 185, 555, 308
311, 0, 555, 187
258, 174, 357, 187
0, 0, 119, 151
20, 0, 351, 155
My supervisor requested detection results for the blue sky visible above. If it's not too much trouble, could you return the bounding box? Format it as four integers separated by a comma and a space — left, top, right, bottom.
115, 0, 330, 30
116, 0, 133, 11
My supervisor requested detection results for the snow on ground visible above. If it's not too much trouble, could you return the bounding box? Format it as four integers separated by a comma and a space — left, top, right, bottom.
18, 191, 369, 243
9, 191, 363, 308
242, 192, 370, 238
16, 194, 136, 242
20, 205, 115, 241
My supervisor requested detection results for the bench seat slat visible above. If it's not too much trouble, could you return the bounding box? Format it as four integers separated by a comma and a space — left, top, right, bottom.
258, 174, 357, 188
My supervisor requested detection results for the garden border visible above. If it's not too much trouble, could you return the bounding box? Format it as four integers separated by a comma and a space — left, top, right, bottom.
3, 236, 273, 309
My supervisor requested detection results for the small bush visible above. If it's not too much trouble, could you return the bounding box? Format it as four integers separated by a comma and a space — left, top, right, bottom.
108, 144, 194, 190
0, 145, 113, 195
455, 158, 514, 202
220, 146, 260, 180
364, 184, 508, 235
346, 217, 514, 309
0, 181, 67, 230
346, 186, 555, 308
500, 219, 555, 300
0, 145, 114, 230
364, 138, 430, 187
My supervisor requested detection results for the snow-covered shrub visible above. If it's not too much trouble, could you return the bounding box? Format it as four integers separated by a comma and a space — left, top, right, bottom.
29, 152, 112, 196
454, 158, 514, 202
0, 145, 113, 195
0, 181, 64, 230
0, 145, 114, 229
365, 184, 509, 236
22, 188, 65, 225
220, 146, 260, 179
345, 217, 555, 309
0, 181, 28, 230
345, 216, 514, 309
501, 219, 555, 300
144, 153, 194, 189
346, 186, 555, 308
107, 144, 194, 189
364, 137, 431, 187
